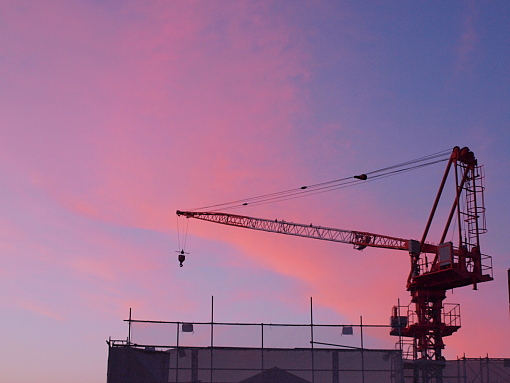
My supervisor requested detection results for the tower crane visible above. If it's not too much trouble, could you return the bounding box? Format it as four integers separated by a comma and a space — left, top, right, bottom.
176, 146, 493, 380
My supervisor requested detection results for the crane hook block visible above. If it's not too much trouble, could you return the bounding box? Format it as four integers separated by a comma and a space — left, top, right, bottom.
354, 174, 368, 180
178, 250, 186, 267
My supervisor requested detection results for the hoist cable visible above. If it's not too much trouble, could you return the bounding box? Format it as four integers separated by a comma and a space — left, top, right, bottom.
218, 158, 448, 211
176, 215, 190, 251
187, 149, 451, 212
365, 149, 450, 176
183, 218, 189, 250
188, 176, 354, 212
189, 154, 449, 211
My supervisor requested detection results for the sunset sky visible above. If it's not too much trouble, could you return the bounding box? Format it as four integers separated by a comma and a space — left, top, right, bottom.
1, 1, 509, 382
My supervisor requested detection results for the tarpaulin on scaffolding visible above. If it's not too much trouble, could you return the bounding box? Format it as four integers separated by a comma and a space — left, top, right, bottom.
107, 346, 169, 383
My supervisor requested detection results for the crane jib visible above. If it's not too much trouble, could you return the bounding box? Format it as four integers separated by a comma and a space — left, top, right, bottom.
176, 210, 409, 251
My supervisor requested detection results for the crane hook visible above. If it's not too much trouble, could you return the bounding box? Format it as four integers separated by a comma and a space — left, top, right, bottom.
176, 249, 188, 267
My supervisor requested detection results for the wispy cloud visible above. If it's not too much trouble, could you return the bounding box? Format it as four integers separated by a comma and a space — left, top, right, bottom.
455, 0, 479, 75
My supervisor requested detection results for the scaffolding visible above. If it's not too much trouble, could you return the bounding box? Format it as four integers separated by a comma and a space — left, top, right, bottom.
106, 315, 509, 383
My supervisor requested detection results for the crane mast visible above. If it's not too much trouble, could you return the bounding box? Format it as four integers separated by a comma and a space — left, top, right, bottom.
176, 146, 493, 383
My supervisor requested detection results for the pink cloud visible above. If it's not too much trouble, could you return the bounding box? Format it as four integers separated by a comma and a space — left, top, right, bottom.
17, 298, 66, 322
0, 0, 314, 235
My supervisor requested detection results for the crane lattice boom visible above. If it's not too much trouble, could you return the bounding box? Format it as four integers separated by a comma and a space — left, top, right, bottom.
176, 211, 411, 251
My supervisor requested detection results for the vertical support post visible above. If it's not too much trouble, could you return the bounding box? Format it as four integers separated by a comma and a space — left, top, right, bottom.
332, 350, 339, 383
128, 307, 132, 345
210, 296, 214, 383
479, 357, 484, 383
360, 316, 365, 383
191, 349, 199, 383
176, 323, 180, 383
176, 322, 180, 348
310, 297, 315, 383
456, 357, 460, 383
507, 269, 510, 318
261, 323, 264, 374
486, 355, 490, 383
463, 355, 467, 383
397, 299, 403, 355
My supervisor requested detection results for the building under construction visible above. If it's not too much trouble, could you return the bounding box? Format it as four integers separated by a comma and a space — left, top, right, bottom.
106, 316, 509, 383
